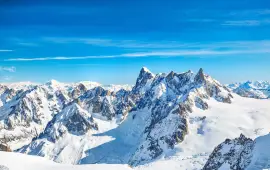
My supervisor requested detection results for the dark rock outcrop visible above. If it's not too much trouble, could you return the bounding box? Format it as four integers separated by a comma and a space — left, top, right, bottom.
203, 134, 254, 170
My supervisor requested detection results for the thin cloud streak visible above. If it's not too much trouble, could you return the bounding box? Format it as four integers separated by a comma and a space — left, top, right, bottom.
222, 20, 270, 26
17, 42, 38, 47
0, 50, 13, 52
5, 48, 270, 61
229, 9, 270, 16
43, 37, 270, 49
6, 56, 114, 61
122, 49, 270, 57
43, 37, 197, 49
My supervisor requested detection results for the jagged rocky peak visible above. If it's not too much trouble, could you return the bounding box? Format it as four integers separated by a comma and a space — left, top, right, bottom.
141, 66, 153, 74
0, 87, 17, 103
165, 70, 194, 94
69, 83, 87, 99
76, 86, 117, 120
91, 86, 112, 97
128, 68, 235, 166
77, 83, 87, 91
194, 68, 206, 83
193, 68, 233, 104
0, 85, 70, 149
132, 67, 155, 94
55, 90, 70, 106
39, 103, 98, 143
2, 88, 49, 130
203, 134, 254, 170
166, 71, 175, 80
76, 86, 109, 99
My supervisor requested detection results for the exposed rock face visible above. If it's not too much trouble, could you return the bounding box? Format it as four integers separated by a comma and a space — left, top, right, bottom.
128, 68, 233, 166
37, 103, 98, 143
132, 67, 155, 96
77, 86, 134, 121
69, 83, 87, 99
0, 84, 70, 149
203, 134, 254, 170
0, 85, 24, 107
78, 87, 115, 120
18, 103, 98, 164
114, 89, 135, 117
0, 80, 132, 150
0, 143, 11, 152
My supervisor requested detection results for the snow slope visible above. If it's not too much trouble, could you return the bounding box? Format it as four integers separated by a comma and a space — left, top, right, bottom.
0, 151, 131, 170
2, 91, 270, 170
136, 94, 270, 170
246, 134, 270, 170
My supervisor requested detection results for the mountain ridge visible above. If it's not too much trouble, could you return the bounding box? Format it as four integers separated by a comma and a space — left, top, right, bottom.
0, 67, 269, 170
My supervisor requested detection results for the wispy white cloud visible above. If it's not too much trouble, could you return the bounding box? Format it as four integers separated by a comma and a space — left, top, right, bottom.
0, 50, 13, 52
43, 36, 270, 50
17, 42, 38, 47
229, 9, 270, 16
0, 66, 16, 72
257, 9, 270, 15
5, 56, 114, 61
4, 40, 270, 61
42, 37, 193, 49
122, 49, 270, 57
222, 20, 270, 26
5, 49, 270, 61
186, 19, 216, 23
223, 9, 270, 27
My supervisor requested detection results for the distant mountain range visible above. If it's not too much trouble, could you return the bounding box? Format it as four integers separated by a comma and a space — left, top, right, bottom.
227, 81, 270, 99
0, 67, 269, 170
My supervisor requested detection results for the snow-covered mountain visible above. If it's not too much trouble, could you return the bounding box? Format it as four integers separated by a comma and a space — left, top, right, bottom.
14, 67, 234, 166
203, 133, 270, 170
19, 103, 98, 164
128, 68, 233, 166
0, 151, 131, 170
227, 81, 270, 99
0, 83, 70, 149
1, 67, 270, 170
0, 80, 131, 150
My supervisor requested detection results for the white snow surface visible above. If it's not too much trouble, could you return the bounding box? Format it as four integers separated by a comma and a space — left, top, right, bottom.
1, 70, 270, 170
0, 151, 131, 170
16, 94, 270, 170
132, 94, 270, 170
246, 134, 270, 170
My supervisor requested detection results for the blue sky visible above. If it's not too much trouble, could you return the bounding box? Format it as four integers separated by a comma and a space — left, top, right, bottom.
0, 0, 270, 84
